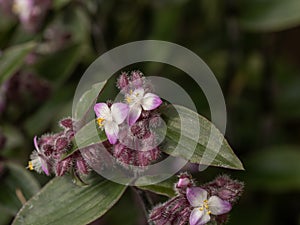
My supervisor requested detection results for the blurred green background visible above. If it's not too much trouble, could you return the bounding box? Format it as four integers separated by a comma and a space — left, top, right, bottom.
0, 0, 300, 224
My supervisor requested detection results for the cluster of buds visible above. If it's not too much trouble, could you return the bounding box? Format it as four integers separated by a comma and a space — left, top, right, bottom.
12, 0, 51, 32
201, 175, 244, 204
28, 118, 89, 176
94, 71, 163, 167
0, 71, 51, 116
149, 173, 243, 225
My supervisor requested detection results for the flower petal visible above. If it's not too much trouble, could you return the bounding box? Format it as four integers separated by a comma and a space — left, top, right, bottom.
40, 156, 50, 176
208, 196, 232, 215
187, 187, 208, 207
34, 136, 40, 153
189, 208, 211, 225
141, 93, 162, 110
94, 103, 110, 119
132, 87, 145, 98
127, 104, 142, 126
111, 103, 129, 124
104, 122, 119, 144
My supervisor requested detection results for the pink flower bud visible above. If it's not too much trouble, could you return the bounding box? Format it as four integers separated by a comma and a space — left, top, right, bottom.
130, 70, 144, 88
75, 154, 89, 175
59, 117, 73, 129
55, 136, 69, 152
55, 157, 72, 176
117, 72, 129, 90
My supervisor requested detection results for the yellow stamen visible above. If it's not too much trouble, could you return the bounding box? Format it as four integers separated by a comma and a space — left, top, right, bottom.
125, 96, 132, 103
199, 207, 204, 211
28, 161, 34, 170
207, 211, 211, 215
97, 117, 105, 127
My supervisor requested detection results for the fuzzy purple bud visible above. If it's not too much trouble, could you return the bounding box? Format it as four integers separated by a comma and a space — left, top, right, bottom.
117, 72, 129, 90
59, 117, 73, 129
29, 117, 89, 177
130, 70, 144, 88
149, 195, 191, 225
201, 175, 244, 204
54, 136, 69, 152
55, 157, 72, 176
177, 175, 192, 189
75, 153, 89, 175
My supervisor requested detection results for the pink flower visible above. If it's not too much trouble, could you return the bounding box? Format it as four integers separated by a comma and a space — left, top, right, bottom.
28, 136, 50, 175
94, 102, 129, 144
187, 187, 232, 225
125, 88, 162, 126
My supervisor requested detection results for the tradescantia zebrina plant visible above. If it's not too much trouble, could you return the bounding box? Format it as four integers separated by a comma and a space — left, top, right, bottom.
13, 71, 244, 225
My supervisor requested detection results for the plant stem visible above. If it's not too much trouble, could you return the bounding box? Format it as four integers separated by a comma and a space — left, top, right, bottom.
132, 187, 154, 221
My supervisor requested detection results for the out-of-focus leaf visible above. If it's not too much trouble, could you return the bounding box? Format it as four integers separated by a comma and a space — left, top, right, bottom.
0, 42, 35, 84
239, 0, 300, 32
34, 43, 82, 86
160, 105, 244, 170
53, 0, 71, 10
24, 85, 73, 137
0, 211, 12, 225
0, 162, 40, 215
245, 146, 300, 192
12, 173, 127, 225
138, 176, 177, 197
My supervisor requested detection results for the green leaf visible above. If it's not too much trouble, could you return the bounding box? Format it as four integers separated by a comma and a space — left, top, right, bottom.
34, 43, 82, 86
53, 0, 71, 10
245, 146, 300, 192
74, 81, 107, 121
0, 42, 35, 84
62, 120, 107, 159
239, 0, 300, 32
138, 176, 177, 197
160, 105, 244, 170
0, 162, 40, 215
24, 85, 74, 137
0, 212, 12, 225
12, 173, 127, 225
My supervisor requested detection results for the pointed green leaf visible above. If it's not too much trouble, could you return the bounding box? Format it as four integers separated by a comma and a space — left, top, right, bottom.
240, 0, 300, 32
138, 176, 177, 197
0, 42, 35, 84
160, 105, 244, 170
12, 173, 126, 225
0, 162, 40, 215
74, 81, 107, 122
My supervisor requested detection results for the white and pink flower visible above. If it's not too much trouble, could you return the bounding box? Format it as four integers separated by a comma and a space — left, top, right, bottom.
187, 187, 232, 225
94, 102, 129, 144
125, 87, 162, 126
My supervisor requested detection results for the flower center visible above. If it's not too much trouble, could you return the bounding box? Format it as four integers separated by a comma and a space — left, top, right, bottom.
125, 89, 143, 104
199, 200, 211, 215
28, 161, 34, 170
97, 118, 105, 127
